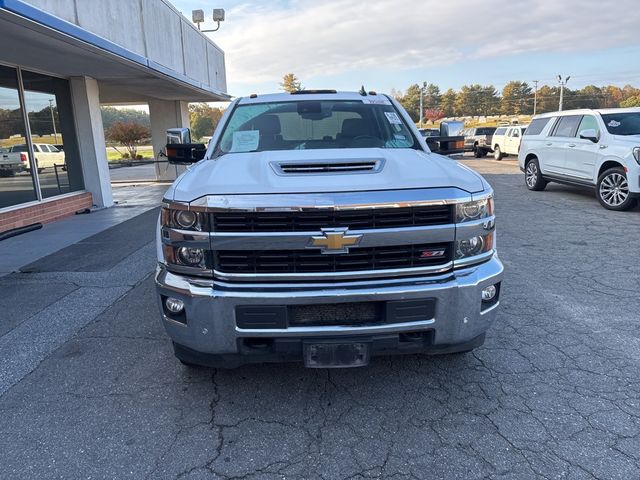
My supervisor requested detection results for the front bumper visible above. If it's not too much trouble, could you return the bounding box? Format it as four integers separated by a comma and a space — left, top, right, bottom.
155, 255, 504, 365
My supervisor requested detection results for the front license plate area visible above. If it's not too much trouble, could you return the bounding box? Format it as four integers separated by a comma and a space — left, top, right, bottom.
303, 342, 370, 368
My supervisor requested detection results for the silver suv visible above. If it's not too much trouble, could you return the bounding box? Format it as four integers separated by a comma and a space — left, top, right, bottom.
518, 108, 640, 210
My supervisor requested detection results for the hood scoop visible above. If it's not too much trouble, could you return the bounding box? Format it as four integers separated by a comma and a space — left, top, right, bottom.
271, 158, 384, 175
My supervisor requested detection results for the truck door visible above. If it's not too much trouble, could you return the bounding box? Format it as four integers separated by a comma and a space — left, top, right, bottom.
544, 115, 582, 175
564, 115, 600, 182
506, 127, 521, 155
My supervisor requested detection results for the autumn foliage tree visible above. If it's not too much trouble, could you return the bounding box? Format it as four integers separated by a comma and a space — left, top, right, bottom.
279, 73, 303, 93
189, 103, 225, 140
105, 121, 150, 159
423, 108, 445, 124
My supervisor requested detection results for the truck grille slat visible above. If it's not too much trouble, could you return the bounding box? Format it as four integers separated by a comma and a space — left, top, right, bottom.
214, 243, 452, 274
211, 205, 453, 232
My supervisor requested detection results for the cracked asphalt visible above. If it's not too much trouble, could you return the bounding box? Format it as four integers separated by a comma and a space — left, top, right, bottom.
1, 158, 639, 479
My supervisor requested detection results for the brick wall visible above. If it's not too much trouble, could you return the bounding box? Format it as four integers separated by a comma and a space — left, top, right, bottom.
0, 192, 93, 234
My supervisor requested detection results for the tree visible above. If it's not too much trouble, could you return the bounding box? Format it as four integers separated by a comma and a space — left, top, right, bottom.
440, 89, 457, 117
279, 73, 303, 93
105, 121, 150, 159
535, 85, 559, 113
189, 103, 225, 140
423, 84, 441, 110
501, 81, 532, 115
455, 84, 499, 116
397, 84, 422, 121
100, 106, 149, 130
621, 95, 640, 107
423, 108, 444, 124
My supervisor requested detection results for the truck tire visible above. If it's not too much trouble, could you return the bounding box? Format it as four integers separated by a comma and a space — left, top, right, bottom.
525, 158, 547, 191
493, 146, 503, 160
596, 167, 637, 211
474, 146, 484, 158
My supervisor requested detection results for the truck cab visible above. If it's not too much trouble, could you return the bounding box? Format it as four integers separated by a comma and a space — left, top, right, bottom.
156, 90, 503, 369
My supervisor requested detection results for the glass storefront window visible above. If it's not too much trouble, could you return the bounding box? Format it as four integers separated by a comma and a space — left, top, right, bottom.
0, 64, 37, 208
21, 70, 83, 199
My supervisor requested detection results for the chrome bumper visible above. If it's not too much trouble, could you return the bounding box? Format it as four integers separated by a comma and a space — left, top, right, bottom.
155, 255, 504, 357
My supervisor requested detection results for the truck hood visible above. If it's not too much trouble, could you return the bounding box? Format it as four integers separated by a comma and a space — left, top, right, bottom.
170, 148, 485, 202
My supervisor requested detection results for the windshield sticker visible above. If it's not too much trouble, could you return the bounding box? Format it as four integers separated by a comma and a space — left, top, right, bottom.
384, 112, 403, 125
608, 120, 621, 127
362, 97, 391, 105
230, 130, 259, 152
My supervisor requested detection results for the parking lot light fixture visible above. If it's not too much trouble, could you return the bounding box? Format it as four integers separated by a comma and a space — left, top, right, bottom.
557, 75, 570, 111
192, 8, 225, 32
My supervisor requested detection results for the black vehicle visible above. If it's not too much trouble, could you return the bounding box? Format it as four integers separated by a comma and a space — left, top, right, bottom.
463, 127, 497, 157
421, 122, 465, 155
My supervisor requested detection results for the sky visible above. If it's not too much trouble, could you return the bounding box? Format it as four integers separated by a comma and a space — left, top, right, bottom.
171, 0, 640, 99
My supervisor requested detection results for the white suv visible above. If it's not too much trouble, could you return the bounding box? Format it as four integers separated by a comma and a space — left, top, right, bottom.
518, 108, 640, 211
492, 125, 527, 160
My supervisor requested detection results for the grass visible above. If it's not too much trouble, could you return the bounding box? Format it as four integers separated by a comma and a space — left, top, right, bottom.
106, 146, 154, 163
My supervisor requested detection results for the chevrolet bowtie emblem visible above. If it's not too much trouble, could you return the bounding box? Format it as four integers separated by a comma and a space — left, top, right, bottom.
309, 228, 363, 254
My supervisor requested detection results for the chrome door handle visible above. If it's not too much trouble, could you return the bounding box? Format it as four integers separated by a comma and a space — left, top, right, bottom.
599, 145, 608, 149
546, 142, 552, 146
568, 144, 576, 147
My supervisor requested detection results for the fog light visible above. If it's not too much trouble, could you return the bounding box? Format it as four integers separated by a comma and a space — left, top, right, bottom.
165, 297, 185, 314
456, 236, 484, 258
481, 285, 497, 301
177, 247, 205, 267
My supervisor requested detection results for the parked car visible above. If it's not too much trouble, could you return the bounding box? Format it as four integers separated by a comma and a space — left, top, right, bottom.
463, 127, 497, 157
519, 107, 640, 211
491, 125, 527, 160
156, 90, 503, 369
0, 147, 25, 177
9, 143, 65, 172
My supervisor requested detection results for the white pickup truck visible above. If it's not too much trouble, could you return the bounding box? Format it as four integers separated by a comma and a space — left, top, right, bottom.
491, 125, 528, 160
155, 90, 503, 369
8, 143, 65, 172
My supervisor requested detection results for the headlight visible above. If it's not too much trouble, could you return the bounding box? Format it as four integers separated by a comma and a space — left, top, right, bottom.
633, 147, 640, 165
454, 232, 494, 263
456, 196, 493, 223
161, 206, 206, 231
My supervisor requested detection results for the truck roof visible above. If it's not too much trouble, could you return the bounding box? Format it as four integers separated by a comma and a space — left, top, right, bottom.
534, 107, 640, 119
237, 91, 391, 105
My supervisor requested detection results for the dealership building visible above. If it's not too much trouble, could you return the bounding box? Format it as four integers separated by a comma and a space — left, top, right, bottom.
0, 0, 228, 234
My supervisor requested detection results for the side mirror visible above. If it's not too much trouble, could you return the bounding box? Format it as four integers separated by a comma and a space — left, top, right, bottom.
166, 127, 192, 145
165, 128, 206, 164
579, 129, 599, 143
165, 143, 207, 164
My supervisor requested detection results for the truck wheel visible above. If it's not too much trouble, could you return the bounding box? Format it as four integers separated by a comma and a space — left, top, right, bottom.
474, 147, 483, 158
493, 146, 503, 160
525, 158, 547, 191
596, 167, 637, 211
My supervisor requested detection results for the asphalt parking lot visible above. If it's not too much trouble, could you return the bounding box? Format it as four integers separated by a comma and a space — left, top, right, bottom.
1, 158, 639, 479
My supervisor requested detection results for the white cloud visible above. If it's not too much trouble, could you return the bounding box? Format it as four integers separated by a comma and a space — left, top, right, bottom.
212, 0, 639, 88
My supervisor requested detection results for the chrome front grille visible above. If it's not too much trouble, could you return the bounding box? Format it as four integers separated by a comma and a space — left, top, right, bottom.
214, 243, 452, 274
211, 205, 453, 232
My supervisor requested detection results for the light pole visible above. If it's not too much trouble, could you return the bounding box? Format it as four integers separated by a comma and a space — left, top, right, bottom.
419, 81, 426, 128
557, 75, 570, 111
48, 99, 58, 143
532, 80, 539, 116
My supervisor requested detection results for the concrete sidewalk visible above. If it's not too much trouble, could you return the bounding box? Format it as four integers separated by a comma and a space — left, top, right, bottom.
0, 182, 166, 395
0, 183, 167, 276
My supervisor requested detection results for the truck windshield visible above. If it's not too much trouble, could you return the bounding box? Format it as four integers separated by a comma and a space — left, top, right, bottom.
214, 99, 418, 154
600, 112, 640, 135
